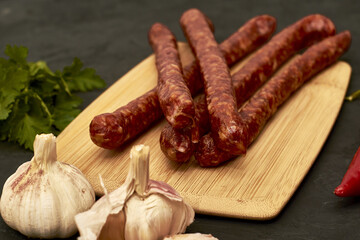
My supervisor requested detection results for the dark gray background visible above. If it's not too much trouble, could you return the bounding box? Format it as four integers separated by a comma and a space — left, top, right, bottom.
1, 0, 360, 239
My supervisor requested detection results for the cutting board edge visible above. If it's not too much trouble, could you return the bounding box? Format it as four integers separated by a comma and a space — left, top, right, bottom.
181, 192, 283, 220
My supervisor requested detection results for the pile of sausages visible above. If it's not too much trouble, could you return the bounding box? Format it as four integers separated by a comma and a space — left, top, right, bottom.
89, 9, 351, 167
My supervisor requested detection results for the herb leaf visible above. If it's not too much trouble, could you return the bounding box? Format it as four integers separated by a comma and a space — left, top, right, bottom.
63, 57, 106, 92
6, 94, 53, 150
0, 45, 106, 150
52, 91, 83, 131
4, 45, 28, 66
0, 63, 28, 120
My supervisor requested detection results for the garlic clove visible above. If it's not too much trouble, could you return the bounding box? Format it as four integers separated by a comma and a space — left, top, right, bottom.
124, 192, 193, 240
0, 134, 95, 238
164, 233, 219, 240
75, 144, 195, 240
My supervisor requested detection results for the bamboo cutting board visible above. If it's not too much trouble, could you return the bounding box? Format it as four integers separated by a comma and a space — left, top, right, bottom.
57, 42, 351, 220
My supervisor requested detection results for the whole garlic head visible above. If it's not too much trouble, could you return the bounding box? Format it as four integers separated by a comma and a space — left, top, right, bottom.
75, 144, 195, 240
0, 134, 95, 238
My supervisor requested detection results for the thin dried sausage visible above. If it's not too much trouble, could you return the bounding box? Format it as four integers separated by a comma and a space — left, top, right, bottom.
161, 14, 336, 161
184, 14, 276, 95
180, 8, 244, 155
195, 31, 352, 167
89, 90, 162, 149
160, 94, 209, 162
90, 14, 276, 149
148, 23, 198, 142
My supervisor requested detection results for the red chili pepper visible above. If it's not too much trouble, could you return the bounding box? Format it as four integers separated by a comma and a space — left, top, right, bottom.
334, 146, 360, 197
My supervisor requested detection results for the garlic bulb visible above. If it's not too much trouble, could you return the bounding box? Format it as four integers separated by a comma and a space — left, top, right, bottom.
164, 233, 219, 240
75, 144, 195, 240
0, 134, 95, 238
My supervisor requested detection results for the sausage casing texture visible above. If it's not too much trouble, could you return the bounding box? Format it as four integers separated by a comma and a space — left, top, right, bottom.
180, 8, 245, 156
184, 14, 276, 95
232, 14, 336, 106
161, 14, 336, 162
90, 90, 163, 149
90, 14, 276, 149
213, 13, 337, 154
148, 23, 198, 142
160, 94, 209, 162
195, 31, 352, 167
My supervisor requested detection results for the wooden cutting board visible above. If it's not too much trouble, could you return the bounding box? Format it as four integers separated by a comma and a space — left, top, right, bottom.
57, 42, 351, 220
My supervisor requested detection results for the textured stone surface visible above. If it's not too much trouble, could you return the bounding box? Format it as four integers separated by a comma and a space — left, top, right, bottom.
0, 0, 359, 239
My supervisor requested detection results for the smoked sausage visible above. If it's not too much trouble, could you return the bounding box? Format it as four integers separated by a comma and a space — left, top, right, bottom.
160, 94, 209, 162
90, 14, 276, 149
148, 23, 198, 142
161, 14, 336, 161
195, 31, 352, 167
180, 8, 243, 155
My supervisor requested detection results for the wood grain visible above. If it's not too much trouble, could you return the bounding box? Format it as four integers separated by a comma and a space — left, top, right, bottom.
57, 42, 351, 220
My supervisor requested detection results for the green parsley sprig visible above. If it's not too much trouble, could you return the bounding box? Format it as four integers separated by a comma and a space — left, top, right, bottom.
0, 45, 106, 151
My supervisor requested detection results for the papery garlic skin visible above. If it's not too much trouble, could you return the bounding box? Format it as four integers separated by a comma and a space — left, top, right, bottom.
76, 144, 195, 240
0, 134, 95, 238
